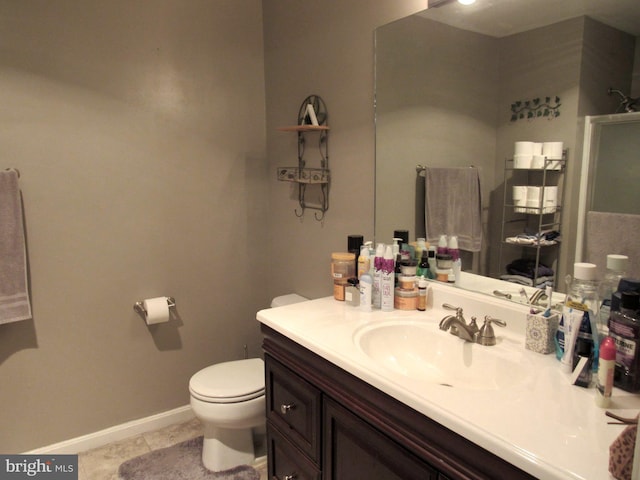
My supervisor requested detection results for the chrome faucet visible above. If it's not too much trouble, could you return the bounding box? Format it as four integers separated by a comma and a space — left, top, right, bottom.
517, 287, 548, 307
439, 304, 479, 342
439, 304, 506, 346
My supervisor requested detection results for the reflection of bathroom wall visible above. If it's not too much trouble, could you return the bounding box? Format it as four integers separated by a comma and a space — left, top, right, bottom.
493, 17, 634, 282
376, 16, 499, 272
376, 14, 635, 283
494, 18, 584, 280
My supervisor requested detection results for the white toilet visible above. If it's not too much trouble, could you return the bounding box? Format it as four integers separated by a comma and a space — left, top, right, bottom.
189, 293, 307, 471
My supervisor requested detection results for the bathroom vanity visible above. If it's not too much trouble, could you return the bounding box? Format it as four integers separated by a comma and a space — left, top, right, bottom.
257, 283, 640, 480
262, 328, 532, 479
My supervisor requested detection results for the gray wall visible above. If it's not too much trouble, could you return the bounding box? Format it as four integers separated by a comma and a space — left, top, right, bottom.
262, 0, 427, 300
0, 0, 269, 452
1, 0, 429, 453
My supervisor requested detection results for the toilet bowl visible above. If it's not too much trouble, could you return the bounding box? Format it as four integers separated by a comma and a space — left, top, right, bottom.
189, 293, 307, 471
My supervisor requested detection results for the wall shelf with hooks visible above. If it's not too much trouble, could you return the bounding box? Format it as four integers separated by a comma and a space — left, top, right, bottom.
276, 95, 330, 221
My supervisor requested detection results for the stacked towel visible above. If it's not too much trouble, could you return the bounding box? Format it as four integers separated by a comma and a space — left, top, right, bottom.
500, 258, 555, 288
424, 167, 482, 251
0, 169, 32, 324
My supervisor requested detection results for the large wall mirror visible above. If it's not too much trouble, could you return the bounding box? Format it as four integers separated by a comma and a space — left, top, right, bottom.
375, 0, 640, 295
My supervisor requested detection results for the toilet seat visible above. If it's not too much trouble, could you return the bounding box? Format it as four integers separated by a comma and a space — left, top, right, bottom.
189, 358, 264, 404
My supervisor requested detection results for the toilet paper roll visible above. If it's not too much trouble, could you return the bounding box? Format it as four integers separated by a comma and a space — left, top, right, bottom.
514, 141, 534, 156
542, 141, 563, 160
514, 154, 532, 169
143, 297, 171, 325
531, 155, 545, 169
512, 186, 528, 213
532, 142, 543, 156
543, 186, 558, 213
526, 186, 542, 213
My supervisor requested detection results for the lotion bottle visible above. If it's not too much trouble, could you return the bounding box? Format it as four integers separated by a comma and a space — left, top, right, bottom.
359, 270, 373, 312
381, 245, 395, 311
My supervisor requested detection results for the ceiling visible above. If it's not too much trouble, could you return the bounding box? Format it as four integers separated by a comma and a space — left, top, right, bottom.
422, 0, 640, 37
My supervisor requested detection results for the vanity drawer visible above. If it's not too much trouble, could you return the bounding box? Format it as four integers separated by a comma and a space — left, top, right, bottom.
265, 355, 322, 463
267, 421, 321, 480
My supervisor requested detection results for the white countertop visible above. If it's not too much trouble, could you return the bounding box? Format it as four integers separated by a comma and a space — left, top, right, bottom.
257, 282, 640, 480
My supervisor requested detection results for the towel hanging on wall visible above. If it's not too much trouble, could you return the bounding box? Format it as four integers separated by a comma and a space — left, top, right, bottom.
0, 169, 32, 324
424, 166, 482, 252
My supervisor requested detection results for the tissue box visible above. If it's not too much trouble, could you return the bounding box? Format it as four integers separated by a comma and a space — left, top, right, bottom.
525, 312, 559, 354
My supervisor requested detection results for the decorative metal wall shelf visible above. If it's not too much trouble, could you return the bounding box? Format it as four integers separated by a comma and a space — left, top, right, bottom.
277, 95, 330, 221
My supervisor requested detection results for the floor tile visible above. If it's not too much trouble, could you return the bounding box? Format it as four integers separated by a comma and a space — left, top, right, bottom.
142, 417, 203, 450
78, 434, 149, 480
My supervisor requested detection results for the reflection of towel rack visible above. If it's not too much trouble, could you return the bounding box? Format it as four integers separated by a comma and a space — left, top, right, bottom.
4, 168, 20, 178
416, 165, 475, 176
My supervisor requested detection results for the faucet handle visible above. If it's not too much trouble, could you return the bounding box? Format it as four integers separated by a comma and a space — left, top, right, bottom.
442, 303, 464, 319
467, 316, 480, 336
442, 303, 461, 312
477, 316, 506, 346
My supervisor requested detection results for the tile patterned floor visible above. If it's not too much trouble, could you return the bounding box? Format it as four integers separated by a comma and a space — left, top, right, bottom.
77, 418, 267, 480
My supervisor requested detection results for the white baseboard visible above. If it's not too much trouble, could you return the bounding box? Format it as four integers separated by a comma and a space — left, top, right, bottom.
26, 405, 194, 455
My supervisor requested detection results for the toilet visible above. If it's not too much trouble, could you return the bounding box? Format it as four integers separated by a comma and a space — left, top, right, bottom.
189, 293, 307, 471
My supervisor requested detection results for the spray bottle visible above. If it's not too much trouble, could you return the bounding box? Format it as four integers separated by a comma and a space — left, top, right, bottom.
381, 245, 395, 312
372, 243, 385, 309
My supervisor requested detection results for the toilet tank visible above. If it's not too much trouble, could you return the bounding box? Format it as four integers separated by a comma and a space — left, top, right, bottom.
271, 294, 308, 308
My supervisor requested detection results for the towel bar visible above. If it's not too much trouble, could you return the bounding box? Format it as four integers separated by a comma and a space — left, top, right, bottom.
133, 297, 176, 321
4, 168, 20, 178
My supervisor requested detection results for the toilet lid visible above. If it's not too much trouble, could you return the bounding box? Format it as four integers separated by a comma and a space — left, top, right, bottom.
189, 358, 264, 403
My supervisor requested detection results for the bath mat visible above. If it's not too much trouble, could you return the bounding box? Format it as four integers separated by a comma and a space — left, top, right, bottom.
118, 436, 260, 480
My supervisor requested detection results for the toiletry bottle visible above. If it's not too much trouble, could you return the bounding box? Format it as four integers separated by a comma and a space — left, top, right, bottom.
609, 291, 640, 392
563, 263, 600, 374
448, 235, 460, 261
453, 258, 461, 284
357, 243, 371, 279
359, 269, 373, 312
427, 246, 437, 274
417, 250, 434, 279
372, 243, 385, 309
392, 238, 402, 258
437, 234, 448, 254
598, 254, 628, 333
417, 277, 427, 311
393, 229, 409, 247
394, 254, 402, 287
348, 235, 364, 279
595, 336, 616, 407
381, 245, 395, 312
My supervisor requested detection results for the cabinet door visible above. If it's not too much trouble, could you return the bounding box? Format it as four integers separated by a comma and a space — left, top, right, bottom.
267, 422, 321, 480
266, 355, 322, 463
323, 398, 438, 480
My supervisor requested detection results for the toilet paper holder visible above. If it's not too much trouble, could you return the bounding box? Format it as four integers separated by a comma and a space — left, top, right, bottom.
133, 297, 176, 321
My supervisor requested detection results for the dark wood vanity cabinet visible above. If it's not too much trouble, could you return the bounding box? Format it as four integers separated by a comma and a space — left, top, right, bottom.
262, 325, 536, 480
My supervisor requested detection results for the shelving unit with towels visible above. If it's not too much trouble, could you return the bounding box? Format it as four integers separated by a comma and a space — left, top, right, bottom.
498, 151, 566, 288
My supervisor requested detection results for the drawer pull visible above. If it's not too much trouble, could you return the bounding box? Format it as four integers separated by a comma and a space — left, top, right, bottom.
280, 403, 296, 414
272, 475, 297, 480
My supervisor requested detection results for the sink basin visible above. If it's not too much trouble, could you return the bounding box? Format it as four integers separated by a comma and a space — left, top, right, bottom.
353, 319, 532, 390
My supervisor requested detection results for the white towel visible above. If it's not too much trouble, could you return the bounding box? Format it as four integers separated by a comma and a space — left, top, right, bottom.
424, 167, 482, 252
0, 169, 32, 324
